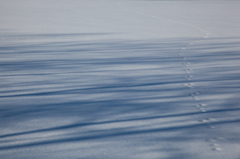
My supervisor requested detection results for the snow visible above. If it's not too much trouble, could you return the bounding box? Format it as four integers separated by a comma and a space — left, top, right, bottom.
0, 0, 240, 158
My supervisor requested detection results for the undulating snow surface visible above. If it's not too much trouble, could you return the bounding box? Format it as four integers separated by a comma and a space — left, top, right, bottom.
0, 0, 240, 158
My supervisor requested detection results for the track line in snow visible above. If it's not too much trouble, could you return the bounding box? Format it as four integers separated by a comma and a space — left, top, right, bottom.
116, 1, 224, 152
178, 32, 224, 152
179, 36, 224, 151
206, 137, 225, 151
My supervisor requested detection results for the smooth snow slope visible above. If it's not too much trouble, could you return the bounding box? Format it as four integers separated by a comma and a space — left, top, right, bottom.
0, 0, 240, 158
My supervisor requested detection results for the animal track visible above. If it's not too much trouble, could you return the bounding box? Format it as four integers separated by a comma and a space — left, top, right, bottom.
183, 83, 194, 88
212, 147, 222, 151
194, 103, 208, 112
177, 34, 223, 151
199, 107, 206, 112
184, 75, 192, 80
181, 57, 186, 61
117, 2, 221, 152
183, 62, 190, 66
208, 125, 215, 129
190, 95, 197, 100
165, 8, 221, 152
206, 137, 224, 151
183, 69, 192, 73
190, 91, 200, 96
199, 118, 215, 123
195, 103, 206, 107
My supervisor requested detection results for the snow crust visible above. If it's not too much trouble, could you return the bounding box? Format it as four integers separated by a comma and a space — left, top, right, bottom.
0, 0, 240, 158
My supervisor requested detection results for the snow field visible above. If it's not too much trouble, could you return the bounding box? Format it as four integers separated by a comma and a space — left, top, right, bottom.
0, 0, 240, 158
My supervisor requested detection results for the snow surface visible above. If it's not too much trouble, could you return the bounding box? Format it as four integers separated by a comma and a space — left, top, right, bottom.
1, 0, 240, 158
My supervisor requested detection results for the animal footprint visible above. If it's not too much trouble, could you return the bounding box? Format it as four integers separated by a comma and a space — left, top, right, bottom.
212, 147, 222, 151
199, 118, 215, 123
208, 125, 215, 129
195, 103, 206, 107
184, 69, 192, 73
190, 92, 200, 96
199, 108, 206, 112
181, 57, 186, 61
184, 76, 192, 80
183, 83, 194, 88
210, 144, 222, 151
183, 62, 190, 66
199, 119, 209, 123
200, 104, 207, 107
205, 135, 224, 151
189, 93, 198, 100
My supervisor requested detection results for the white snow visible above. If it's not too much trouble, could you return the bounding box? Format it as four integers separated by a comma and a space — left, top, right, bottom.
0, 0, 240, 158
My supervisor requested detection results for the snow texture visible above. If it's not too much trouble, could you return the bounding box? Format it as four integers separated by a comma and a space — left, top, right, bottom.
0, 0, 240, 158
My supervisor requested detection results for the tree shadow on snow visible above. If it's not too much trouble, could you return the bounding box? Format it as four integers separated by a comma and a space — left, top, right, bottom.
0, 33, 240, 158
